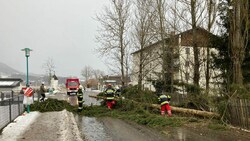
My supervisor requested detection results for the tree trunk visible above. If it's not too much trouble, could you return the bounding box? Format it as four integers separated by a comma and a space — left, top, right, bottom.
230, 0, 245, 85
157, 0, 168, 92
191, 0, 200, 89
138, 51, 143, 90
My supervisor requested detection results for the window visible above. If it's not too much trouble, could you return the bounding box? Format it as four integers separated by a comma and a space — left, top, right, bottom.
185, 47, 190, 54
185, 61, 189, 67
68, 82, 78, 87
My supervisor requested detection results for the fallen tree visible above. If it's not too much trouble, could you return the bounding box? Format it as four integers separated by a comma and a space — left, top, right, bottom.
89, 95, 220, 119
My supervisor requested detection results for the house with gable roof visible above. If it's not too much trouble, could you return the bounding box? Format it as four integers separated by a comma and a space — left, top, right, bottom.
131, 27, 221, 93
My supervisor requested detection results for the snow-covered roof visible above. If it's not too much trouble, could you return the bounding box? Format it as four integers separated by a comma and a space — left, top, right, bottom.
0, 78, 23, 88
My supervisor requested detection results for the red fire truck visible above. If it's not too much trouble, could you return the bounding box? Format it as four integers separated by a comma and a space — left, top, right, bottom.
65, 78, 80, 95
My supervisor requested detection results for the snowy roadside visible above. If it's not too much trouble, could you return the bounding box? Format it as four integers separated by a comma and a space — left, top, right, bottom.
0, 111, 40, 140
0, 110, 83, 141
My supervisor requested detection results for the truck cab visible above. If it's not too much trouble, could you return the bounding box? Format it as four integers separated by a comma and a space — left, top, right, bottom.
66, 78, 80, 95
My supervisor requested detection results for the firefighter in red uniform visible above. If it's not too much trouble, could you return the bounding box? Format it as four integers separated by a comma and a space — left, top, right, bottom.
104, 84, 116, 109
158, 93, 172, 116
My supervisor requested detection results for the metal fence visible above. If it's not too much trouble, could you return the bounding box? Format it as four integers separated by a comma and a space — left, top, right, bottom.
0, 91, 41, 132
0, 91, 25, 131
227, 99, 250, 130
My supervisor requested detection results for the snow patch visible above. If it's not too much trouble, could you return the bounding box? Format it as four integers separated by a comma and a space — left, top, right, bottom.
0, 112, 40, 141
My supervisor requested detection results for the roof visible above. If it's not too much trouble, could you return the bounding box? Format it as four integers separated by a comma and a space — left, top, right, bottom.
131, 27, 219, 55
0, 78, 23, 88
52, 74, 58, 80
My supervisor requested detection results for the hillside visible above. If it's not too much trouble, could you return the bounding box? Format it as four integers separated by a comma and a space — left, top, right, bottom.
0, 62, 22, 75
0, 62, 67, 85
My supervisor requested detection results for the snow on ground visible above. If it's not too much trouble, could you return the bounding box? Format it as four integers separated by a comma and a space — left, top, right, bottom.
0, 111, 40, 141
0, 110, 83, 141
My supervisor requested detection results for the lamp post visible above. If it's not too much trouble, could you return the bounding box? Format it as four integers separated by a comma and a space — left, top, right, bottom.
21, 48, 32, 113
21, 48, 32, 86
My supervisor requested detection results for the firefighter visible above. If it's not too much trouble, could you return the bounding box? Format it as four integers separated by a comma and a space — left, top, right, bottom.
104, 84, 116, 109
77, 85, 84, 112
158, 93, 172, 116
115, 86, 121, 97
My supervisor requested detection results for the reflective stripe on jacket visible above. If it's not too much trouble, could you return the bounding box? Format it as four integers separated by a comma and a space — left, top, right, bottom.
158, 95, 171, 105
77, 89, 83, 96
105, 88, 115, 100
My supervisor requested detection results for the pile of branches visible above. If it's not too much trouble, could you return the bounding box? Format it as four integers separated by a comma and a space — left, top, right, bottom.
30, 98, 73, 112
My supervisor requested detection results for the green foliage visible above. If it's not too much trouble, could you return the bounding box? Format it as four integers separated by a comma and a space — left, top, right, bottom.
116, 99, 136, 111
29, 98, 228, 131
152, 80, 164, 93
216, 99, 229, 121
152, 80, 180, 94
97, 92, 105, 97
79, 105, 111, 117
173, 82, 211, 110
30, 98, 74, 112
184, 83, 203, 94
122, 85, 158, 104
229, 84, 250, 99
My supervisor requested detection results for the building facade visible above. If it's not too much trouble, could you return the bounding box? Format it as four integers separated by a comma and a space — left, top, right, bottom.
131, 28, 221, 93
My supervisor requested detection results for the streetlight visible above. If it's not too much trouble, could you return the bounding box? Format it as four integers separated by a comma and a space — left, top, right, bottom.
21, 48, 32, 113
21, 48, 32, 86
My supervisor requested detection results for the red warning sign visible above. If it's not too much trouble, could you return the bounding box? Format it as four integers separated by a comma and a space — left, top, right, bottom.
24, 87, 33, 97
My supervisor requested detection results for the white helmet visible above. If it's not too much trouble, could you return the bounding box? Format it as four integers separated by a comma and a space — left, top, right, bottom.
79, 85, 83, 89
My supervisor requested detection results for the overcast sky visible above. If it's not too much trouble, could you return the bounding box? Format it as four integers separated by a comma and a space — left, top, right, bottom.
0, 0, 109, 78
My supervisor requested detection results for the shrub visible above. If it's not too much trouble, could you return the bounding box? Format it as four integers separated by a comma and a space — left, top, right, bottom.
122, 85, 158, 104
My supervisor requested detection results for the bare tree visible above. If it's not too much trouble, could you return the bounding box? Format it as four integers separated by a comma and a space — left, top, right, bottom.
124, 45, 132, 85
190, 0, 200, 90
42, 57, 55, 85
152, 0, 169, 92
81, 65, 93, 83
93, 69, 105, 80
175, 0, 208, 92
132, 0, 156, 90
96, 0, 131, 87
205, 0, 217, 92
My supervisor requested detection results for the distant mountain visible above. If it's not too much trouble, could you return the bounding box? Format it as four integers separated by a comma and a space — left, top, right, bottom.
0, 62, 23, 76
0, 62, 67, 85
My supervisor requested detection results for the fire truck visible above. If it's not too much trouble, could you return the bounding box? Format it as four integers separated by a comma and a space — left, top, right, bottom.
65, 78, 80, 95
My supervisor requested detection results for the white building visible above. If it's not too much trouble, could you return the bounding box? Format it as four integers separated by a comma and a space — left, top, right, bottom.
131, 28, 221, 93
50, 74, 58, 90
